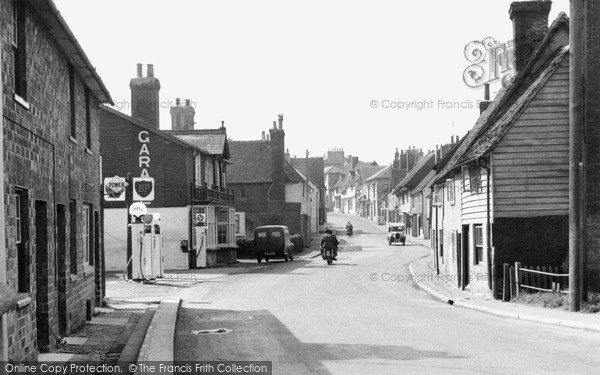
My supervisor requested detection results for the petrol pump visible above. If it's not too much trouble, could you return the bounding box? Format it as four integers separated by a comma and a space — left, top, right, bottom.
130, 208, 163, 281
193, 213, 207, 268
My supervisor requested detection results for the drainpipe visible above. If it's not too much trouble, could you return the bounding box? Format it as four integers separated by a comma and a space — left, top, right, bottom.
477, 157, 494, 295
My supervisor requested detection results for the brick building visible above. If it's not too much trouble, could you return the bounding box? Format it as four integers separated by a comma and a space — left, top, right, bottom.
100, 65, 236, 272
0, 0, 112, 360
228, 116, 310, 240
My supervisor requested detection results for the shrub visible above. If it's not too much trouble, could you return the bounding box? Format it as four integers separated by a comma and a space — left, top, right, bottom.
236, 238, 255, 258
290, 234, 304, 252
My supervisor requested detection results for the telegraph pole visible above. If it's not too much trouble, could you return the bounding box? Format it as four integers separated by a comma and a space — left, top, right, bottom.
569, 0, 585, 312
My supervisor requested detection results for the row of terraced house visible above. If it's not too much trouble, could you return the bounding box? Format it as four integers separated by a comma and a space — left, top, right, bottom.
326, 1, 600, 299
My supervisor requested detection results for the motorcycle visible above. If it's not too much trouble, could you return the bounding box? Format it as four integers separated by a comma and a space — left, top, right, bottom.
321, 246, 335, 265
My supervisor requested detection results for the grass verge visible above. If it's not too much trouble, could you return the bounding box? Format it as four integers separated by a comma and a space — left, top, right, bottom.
512, 291, 600, 313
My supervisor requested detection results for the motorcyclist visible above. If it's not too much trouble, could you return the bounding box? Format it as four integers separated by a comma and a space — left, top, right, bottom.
321, 229, 339, 260
346, 221, 353, 235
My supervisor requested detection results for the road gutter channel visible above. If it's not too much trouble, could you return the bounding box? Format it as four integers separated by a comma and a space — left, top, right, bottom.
408, 260, 600, 333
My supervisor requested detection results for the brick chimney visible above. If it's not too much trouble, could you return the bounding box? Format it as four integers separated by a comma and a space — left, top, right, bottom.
170, 98, 196, 130
269, 114, 286, 203
393, 148, 400, 169
130, 63, 161, 128
509, 1, 552, 72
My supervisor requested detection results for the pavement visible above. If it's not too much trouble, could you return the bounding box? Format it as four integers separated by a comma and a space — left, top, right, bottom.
38, 215, 599, 367
350, 214, 600, 333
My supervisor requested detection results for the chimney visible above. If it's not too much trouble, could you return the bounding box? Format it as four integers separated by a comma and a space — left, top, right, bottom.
170, 97, 195, 130
269, 114, 286, 203
509, 1, 552, 72
278, 114, 283, 130
262, 131, 266, 141
479, 83, 492, 114
130, 63, 161, 129
221, 120, 225, 129
285, 148, 290, 163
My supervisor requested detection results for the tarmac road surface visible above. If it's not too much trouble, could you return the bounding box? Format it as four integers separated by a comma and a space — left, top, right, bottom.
173, 213, 600, 375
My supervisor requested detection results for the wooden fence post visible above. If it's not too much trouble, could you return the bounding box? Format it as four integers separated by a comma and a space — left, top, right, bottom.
515, 262, 521, 297
503, 263, 510, 302
509, 265, 515, 299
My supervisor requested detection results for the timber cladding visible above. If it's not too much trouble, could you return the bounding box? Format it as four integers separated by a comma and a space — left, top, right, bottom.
492, 58, 569, 218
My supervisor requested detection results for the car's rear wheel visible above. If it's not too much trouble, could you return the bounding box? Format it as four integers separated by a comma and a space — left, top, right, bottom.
257, 256, 262, 263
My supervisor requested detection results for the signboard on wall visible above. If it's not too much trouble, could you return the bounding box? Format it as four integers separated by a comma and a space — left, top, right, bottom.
104, 176, 127, 201
132, 177, 155, 202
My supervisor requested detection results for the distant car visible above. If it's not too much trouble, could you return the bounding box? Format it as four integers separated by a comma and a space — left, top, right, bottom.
387, 223, 406, 245
253, 225, 295, 263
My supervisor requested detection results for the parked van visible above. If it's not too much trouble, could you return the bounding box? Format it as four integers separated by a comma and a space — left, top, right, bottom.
254, 225, 295, 263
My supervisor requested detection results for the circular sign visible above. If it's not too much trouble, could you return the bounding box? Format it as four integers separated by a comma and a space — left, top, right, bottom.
129, 202, 147, 217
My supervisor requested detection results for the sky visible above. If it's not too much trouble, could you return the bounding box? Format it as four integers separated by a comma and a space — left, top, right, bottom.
54, 0, 570, 165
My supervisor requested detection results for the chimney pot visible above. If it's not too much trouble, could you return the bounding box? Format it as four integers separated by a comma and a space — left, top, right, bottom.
175, 98, 180, 106
147, 64, 154, 78
221, 120, 225, 128
185, 99, 190, 107
262, 131, 265, 141
273, 121, 277, 129
278, 114, 283, 130
136, 63, 143, 78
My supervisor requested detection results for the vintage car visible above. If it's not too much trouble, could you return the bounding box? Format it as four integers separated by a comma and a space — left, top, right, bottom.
253, 225, 295, 263
387, 222, 406, 245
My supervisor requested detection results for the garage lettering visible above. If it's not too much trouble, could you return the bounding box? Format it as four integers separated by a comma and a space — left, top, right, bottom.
138, 130, 151, 178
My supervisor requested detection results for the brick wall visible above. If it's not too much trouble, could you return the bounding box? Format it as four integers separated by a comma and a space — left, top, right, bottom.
2, 0, 103, 359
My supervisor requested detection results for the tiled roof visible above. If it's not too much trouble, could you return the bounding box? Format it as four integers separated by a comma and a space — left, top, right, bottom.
365, 165, 391, 182
100, 106, 204, 152
290, 157, 326, 190
167, 128, 230, 158
285, 161, 306, 184
227, 140, 272, 184
393, 152, 436, 194
360, 166, 386, 181
411, 170, 436, 196
434, 13, 569, 184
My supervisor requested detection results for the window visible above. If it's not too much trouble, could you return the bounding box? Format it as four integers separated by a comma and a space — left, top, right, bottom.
205, 158, 214, 187
235, 214, 240, 234
15, 188, 30, 293
82, 204, 92, 266
217, 210, 229, 244
12, 1, 27, 100
85, 88, 91, 149
194, 154, 202, 186
446, 179, 455, 204
240, 189, 246, 199
474, 225, 484, 264
433, 185, 442, 206
468, 165, 482, 194
69, 65, 76, 138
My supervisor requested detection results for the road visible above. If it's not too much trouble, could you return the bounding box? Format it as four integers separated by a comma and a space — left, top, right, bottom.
173, 213, 600, 374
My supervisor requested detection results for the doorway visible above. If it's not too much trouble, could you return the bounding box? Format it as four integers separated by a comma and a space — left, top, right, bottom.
35, 200, 50, 352
461, 225, 470, 290
56, 204, 67, 336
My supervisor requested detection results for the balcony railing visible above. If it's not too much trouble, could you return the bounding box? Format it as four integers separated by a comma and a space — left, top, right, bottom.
192, 185, 235, 205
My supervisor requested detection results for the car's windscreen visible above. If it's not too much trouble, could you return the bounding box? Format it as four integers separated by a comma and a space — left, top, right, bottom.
257, 232, 267, 237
